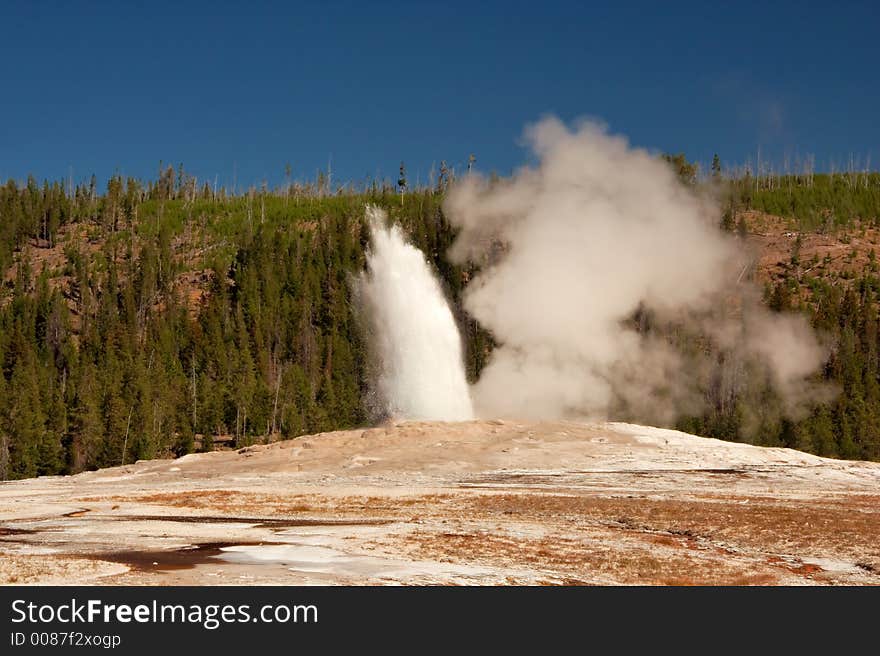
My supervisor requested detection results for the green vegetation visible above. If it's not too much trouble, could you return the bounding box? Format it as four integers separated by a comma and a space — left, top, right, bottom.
0, 169, 492, 479
727, 171, 880, 231
676, 275, 880, 461
1, 162, 880, 480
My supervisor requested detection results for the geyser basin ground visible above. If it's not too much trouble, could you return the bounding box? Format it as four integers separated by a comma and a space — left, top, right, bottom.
1, 421, 879, 585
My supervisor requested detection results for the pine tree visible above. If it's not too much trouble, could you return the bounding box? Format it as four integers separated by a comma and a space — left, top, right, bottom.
397, 162, 407, 203
711, 154, 722, 180
5, 350, 46, 478
0, 373, 8, 480
811, 406, 836, 456
661, 152, 698, 185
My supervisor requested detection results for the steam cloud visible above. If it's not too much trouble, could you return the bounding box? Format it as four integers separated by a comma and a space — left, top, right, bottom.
444, 116, 828, 424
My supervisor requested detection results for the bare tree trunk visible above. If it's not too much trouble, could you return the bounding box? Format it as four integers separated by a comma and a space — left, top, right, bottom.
191, 355, 197, 427
272, 365, 283, 436
0, 433, 9, 481
121, 407, 133, 466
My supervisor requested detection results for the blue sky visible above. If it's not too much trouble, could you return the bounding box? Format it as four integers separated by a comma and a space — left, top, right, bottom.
1, 1, 877, 189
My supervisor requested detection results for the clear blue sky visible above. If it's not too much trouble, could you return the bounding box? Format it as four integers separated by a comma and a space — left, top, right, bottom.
1, 0, 877, 189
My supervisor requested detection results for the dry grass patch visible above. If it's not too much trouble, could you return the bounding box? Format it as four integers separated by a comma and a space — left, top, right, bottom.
460, 493, 880, 561
400, 528, 783, 585
78, 490, 456, 519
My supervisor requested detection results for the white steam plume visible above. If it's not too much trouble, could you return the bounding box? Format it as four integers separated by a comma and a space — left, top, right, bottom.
356, 207, 473, 421
444, 116, 827, 422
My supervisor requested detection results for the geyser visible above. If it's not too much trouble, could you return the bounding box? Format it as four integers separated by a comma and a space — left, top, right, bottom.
356, 207, 473, 421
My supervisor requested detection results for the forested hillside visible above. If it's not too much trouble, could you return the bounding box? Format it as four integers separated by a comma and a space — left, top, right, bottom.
2, 163, 880, 480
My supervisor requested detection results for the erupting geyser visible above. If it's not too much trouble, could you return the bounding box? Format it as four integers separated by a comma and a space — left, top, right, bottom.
356, 206, 473, 421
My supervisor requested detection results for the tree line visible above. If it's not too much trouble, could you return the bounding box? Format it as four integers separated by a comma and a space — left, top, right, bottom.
1, 162, 879, 479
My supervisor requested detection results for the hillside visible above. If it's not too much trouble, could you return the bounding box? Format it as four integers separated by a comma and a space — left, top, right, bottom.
2, 170, 880, 484
1, 420, 878, 585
